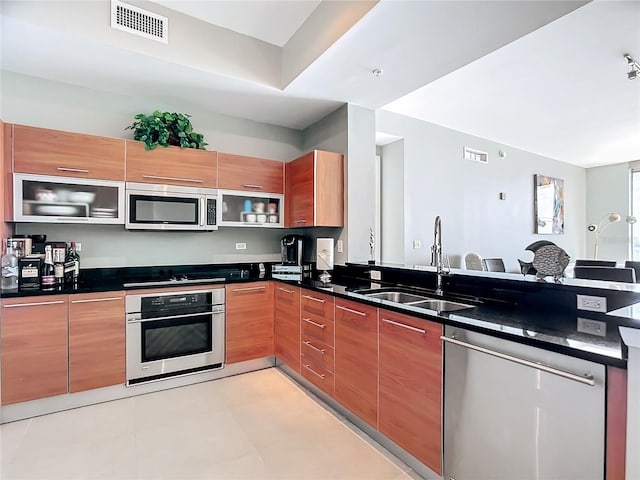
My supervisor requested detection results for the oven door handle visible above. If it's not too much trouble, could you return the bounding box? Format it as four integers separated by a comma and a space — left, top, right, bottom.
126, 311, 218, 323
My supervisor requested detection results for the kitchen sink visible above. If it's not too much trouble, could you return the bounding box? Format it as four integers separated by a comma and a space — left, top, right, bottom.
354, 288, 476, 312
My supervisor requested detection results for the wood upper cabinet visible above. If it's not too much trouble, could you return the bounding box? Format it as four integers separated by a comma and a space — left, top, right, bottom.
378, 309, 443, 475
226, 282, 274, 364
1, 121, 13, 229
218, 153, 284, 193
69, 292, 126, 393
13, 125, 125, 180
334, 298, 378, 428
285, 150, 344, 227
125, 140, 217, 188
274, 283, 300, 373
1, 295, 69, 405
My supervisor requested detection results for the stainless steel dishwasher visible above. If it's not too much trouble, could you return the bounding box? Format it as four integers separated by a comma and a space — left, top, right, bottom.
443, 325, 605, 480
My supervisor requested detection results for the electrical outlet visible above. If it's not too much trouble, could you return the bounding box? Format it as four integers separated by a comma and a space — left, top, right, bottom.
577, 294, 607, 313
413, 240, 422, 249
370, 270, 382, 281
577, 318, 607, 337
235, 242, 247, 250
336, 240, 343, 253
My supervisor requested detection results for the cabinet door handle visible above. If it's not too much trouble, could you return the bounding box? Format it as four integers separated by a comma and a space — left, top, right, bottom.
57, 167, 89, 173
336, 304, 367, 317
142, 174, 204, 184
278, 287, 295, 294
242, 184, 264, 189
294, 219, 306, 224
71, 296, 123, 304
441, 335, 596, 386
303, 363, 326, 379
382, 318, 426, 334
232, 286, 266, 293
4, 300, 66, 308
302, 317, 326, 329
302, 295, 325, 304
303, 341, 326, 354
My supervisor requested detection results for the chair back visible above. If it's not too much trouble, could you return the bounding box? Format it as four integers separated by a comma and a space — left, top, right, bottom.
573, 266, 636, 283
483, 258, 506, 272
575, 259, 617, 267
624, 261, 640, 283
464, 253, 485, 271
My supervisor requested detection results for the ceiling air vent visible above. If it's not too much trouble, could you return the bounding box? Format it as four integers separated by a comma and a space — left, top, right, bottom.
463, 146, 488, 164
111, 0, 168, 44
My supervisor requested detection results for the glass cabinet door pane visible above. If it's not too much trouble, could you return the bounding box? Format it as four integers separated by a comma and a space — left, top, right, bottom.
219, 191, 283, 227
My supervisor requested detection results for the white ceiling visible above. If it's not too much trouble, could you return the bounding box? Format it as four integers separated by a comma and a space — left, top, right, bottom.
1, 0, 639, 168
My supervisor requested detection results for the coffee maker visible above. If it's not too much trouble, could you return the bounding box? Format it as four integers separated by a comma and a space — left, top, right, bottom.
281, 234, 304, 265
272, 235, 310, 280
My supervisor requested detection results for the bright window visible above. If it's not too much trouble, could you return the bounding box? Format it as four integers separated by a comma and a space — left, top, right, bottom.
631, 169, 640, 259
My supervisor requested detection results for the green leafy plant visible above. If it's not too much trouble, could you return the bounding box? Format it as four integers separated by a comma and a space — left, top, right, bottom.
126, 111, 208, 150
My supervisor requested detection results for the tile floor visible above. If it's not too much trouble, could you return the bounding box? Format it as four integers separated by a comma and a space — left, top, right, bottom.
0, 368, 421, 480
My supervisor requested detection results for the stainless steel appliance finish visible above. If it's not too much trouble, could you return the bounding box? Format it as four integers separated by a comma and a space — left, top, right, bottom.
126, 288, 225, 384
443, 325, 605, 480
125, 182, 218, 231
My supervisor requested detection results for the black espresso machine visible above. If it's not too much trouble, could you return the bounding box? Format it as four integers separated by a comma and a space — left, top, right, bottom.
272, 235, 311, 280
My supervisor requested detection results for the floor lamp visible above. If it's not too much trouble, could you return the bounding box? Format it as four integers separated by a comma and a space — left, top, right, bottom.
587, 213, 637, 259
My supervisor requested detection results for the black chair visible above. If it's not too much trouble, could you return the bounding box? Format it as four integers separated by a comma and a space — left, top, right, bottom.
573, 266, 636, 283
574, 259, 617, 267
483, 258, 506, 272
624, 261, 640, 283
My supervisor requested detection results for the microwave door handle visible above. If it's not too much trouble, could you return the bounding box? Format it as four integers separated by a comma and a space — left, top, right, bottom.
200, 197, 206, 227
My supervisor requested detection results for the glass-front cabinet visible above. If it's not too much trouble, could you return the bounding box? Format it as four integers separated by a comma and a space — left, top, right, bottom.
218, 190, 284, 228
13, 173, 125, 224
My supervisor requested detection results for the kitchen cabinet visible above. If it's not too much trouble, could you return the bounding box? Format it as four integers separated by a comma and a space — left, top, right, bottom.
69, 292, 126, 393
1, 121, 12, 230
1, 295, 69, 405
606, 366, 627, 480
13, 124, 125, 181
334, 298, 377, 428
217, 152, 284, 193
300, 289, 335, 396
218, 191, 284, 227
285, 150, 344, 227
379, 309, 442, 474
125, 140, 217, 188
226, 282, 274, 364
274, 284, 300, 373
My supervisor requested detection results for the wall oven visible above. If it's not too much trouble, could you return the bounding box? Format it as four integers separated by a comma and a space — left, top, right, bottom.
126, 182, 218, 231
126, 288, 225, 384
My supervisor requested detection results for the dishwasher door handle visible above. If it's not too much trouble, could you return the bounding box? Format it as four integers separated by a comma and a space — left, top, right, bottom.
441, 335, 595, 386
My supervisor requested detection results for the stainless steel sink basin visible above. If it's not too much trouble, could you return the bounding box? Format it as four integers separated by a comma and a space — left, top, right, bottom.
354, 288, 476, 312
363, 291, 428, 304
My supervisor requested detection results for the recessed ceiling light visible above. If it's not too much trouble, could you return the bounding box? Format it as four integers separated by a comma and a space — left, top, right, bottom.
371, 68, 384, 77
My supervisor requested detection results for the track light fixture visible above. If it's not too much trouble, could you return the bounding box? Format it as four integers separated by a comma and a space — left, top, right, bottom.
625, 53, 639, 80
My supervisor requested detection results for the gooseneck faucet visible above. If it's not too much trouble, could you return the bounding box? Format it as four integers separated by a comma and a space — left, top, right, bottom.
431, 215, 444, 295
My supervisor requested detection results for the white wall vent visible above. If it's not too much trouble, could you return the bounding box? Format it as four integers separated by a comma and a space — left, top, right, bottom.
111, 0, 168, 44
463, 146, 488, 164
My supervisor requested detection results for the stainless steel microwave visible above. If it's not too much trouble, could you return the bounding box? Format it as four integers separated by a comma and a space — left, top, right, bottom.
125, 182, 218, 231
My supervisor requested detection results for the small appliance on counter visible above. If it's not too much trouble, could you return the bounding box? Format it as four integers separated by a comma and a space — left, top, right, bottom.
272, 234, 311, 281
272, 263, 311, 281
316, 238, 334, 285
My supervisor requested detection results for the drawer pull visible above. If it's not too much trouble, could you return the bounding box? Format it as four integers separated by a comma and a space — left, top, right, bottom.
302, 317, 326, 329
294, 219, 306, 224
302, 295, 325, 304
303, 363, 326, 379
57, 167, 89, 173
336, 304, 367, 317
71, 296, 123, 304
142, 174, 204, 184
382, 318, 426, 334
232, 286, 266, 293
4, 300, 65, 308
242, 184, 264, 189
278, 287, 295, 294
303, 341, 326, 354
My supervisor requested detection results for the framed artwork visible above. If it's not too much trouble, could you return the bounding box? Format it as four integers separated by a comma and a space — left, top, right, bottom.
534, 174, 564, 234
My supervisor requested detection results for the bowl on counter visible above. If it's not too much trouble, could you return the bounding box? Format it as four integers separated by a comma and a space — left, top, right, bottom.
70, 191, 96, 204
245, 213, 257, 222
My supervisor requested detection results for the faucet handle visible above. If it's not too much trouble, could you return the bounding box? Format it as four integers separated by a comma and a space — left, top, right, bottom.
443, 254, 452, 274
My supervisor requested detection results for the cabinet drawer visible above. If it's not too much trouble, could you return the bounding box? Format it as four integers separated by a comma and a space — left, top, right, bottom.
301, 290, 335, 319
301, 314, 335, 346
217, 153, 284, 193
301, 335, 334, 372
125, 140, 217, 188
301, 361, 334, 398
13, 125, 125, 181
274, 284, 300, 309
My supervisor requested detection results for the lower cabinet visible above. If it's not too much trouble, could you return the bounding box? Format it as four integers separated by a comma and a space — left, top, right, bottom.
226, 282, 274, 364
69, 292, 126, 393
334, 299, 378, 428
274, 284, 300, 372
1, 295, 69, 405
379, 308, 443, 475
